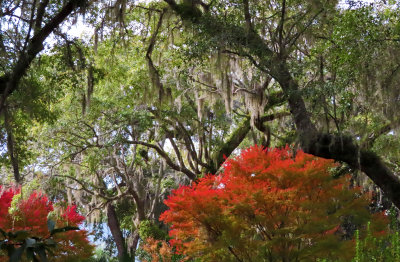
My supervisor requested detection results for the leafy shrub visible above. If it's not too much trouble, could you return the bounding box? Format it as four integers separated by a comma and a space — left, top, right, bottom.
160, 146, 388, 261
0, 186, 94, 261
139, 237, 188, 262
137, 220, 187, 262
352, 220, 400, 261
139, 220, 168, 241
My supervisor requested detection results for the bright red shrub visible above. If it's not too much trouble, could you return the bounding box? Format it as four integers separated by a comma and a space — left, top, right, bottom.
0, 186, 17, 226
160, 145, 388, 261
0, 187, 94, 261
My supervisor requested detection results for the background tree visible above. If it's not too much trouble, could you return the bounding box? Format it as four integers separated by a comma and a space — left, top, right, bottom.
0, 0, 97, 183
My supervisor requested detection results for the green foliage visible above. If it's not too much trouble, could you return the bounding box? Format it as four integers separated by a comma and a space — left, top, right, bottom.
0, 222, 80, 262
114, 199, 136, 231
350, 207, 400, 262
139, 220, 168, 241
352, 224, 400, 262
2, 1, 400, 261
86, 249, 118, 262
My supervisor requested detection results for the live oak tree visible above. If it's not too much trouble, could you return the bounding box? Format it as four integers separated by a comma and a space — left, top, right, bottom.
79, 0, 400, 211
31, 35, 192, 260
30, 5, 290, 258
152, 0, 400, 209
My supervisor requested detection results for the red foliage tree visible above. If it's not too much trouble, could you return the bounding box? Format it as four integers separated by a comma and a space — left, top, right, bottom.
0, 186, 94, 261
160, 146, 387, 261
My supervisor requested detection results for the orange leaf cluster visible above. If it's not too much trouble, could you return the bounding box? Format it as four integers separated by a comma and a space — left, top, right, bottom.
141, 237, 188, 262
160, 145, 387, 261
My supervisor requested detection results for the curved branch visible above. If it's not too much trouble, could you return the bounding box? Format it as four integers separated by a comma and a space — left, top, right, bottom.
54, 174, 127, 201
209, 118, 251, 174
145, 9, 166, 103
125, 139, 197, 180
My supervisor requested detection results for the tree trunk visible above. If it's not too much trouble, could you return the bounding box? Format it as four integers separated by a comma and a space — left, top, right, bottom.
272, 61, 318, 148
106, 203, 131, 262
127, 231, 140, 259
4, 108, 20, 183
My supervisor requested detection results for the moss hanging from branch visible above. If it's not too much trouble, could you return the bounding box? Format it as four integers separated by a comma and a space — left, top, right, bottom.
145, 9, 170, 105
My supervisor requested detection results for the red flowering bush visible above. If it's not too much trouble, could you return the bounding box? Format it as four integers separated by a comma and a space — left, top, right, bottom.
160, 146, 388, 261
0, 186, 94, 261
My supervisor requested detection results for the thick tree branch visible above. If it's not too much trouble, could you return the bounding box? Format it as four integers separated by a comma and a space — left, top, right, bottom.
260, 111, 290, 122
0, 0, 86, 114
21, 0, 37, 54
167, 135, 187, 171
278, 0, 286, 52
54, 174, 125, 201
145, 9, 166, 104
243, 0, 253, 33
34, 0, 50, 33
209, 118, 250, 174
361, 122, 392, 149
308, 134, 400, 208
164, 0, 400, 210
